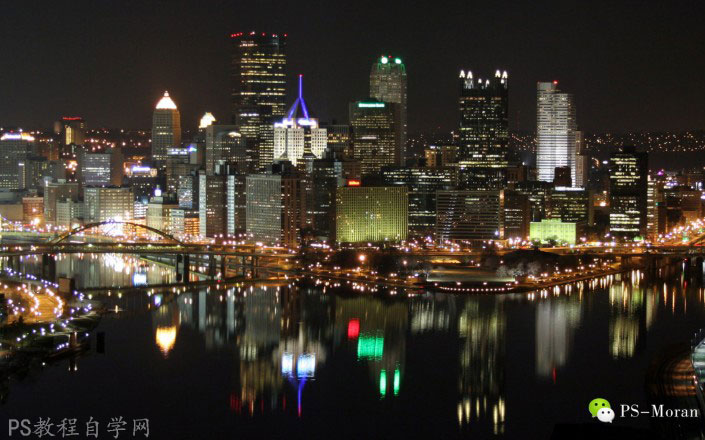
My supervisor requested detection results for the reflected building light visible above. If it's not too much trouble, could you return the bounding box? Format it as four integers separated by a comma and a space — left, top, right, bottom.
357, 334, 384, 360
296, 353, 316, 378
155, 326, 177, 356
282, 352, 294, 376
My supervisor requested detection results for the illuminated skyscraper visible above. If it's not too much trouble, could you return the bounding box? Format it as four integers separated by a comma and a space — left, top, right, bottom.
458, 69, 508, 168
205, 125, 245, 175
381, 166, 457, 236
0, 132, 35, 189
60, 117, 86, 146
151, 91, 182, 167
273, 75, 327, 166
609, 146, 648, 240
231, 32, 287, 171
349, 99, 398, 176
536, 81, 578, 185
370, 55, 407, 164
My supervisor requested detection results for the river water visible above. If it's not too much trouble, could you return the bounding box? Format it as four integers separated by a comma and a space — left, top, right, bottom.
2, 254, 705, 439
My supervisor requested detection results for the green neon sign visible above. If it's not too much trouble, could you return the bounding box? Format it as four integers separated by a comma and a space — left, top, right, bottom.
380, 370, 387, 397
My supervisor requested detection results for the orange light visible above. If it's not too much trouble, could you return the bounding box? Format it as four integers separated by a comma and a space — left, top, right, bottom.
348, 180, 361, 187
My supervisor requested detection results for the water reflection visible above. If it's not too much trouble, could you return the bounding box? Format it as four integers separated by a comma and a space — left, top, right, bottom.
3, 255, 705, 438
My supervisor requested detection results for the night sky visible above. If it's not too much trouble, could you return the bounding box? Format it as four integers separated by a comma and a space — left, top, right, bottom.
0, 0, 703, 134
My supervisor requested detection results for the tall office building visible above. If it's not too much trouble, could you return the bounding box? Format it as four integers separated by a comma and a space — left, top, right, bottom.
83, 186, 134, 223
246, 164, 304, 247
349, 99, 398, 176
0, 132, 35, 189
44, 179, 79, 224
205, 125, 245, 174
231, 32, 287, 171
198, 165, 239, 238
151, 91, 182, 166
322, 123, 351, 157
457, 69, 508, 168
574, 131, 589, 188
381, 166, 457, 236
547, 187, 594, 237
609, 147, 648, 240
370, 55, 407, 164
646, 175, 665, 241
273, 75, 327, 166
59, 117, 86, 146
536, 81, 578, 185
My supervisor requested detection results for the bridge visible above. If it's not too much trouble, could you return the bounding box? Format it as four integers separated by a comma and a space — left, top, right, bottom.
0, 221, 297, 283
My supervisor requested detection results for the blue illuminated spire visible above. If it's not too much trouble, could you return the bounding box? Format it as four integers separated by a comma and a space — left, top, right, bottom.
286, 74, 310, 120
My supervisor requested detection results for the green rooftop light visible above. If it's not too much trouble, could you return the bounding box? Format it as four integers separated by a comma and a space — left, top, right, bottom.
394, 58, 401, 64
380, 56, 389, 64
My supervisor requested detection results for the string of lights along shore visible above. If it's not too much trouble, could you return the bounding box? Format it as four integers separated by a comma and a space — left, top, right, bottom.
1, 28, 684, 249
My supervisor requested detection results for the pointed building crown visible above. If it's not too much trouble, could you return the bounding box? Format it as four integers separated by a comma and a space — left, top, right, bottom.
156, 91, 177, 110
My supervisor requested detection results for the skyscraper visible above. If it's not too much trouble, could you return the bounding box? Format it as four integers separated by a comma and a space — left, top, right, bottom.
349, 99, 398, 176
609, 147, 648, 240
273, 75, 327, 166
0, 132, 35, 189
59, 117, 86, 146
458, 69, 508, 168
370, 55, 407, 164
536, 81, 578, 185
231, 32, 287, 171
205, 125, 245, 174
151, 91, 182, 167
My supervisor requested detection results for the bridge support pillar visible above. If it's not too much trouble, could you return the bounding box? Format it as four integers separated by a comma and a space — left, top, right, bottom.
176, 254, 190, 283
220, 256, 227, 280
41, 254, 56, 281
208, 255, 217, 279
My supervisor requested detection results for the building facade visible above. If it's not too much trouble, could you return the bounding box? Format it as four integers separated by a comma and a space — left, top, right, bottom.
370, 55, 407, 164
536, 81, 578, 185
231, 32, 287, 171
349, 99, 398, 176
457, 69, 508, 168
151, 92, 182, 166
335, 186, 408, 244
436, 190, 503, 242
609, 147, 648, 240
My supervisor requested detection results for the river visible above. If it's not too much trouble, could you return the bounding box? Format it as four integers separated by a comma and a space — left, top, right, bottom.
1, 254, 704, 439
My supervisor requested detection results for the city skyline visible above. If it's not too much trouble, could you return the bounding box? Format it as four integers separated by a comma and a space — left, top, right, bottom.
0, 1, 702, 134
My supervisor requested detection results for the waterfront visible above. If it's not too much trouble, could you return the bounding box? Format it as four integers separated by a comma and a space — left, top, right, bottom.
2, 254, 705, 438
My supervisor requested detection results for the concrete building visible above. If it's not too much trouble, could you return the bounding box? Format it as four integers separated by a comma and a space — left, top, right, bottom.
349, 99, 398, 176
335, 185, 408, 244
436, 190, 502, 242
246, 165, 304, 247
457, 69, 508, 169
231, 32, 287, 171
536, 81, 578, 185
83, 186, 134, 223
381, 166, 457, 236
0, 132, 35, 190
609, 147, 648, 240
273, 75, 327, 166
370, 55, 407, 164
151, 91, 182, 166
44, 180, 79, 224
530, 219, 578, 245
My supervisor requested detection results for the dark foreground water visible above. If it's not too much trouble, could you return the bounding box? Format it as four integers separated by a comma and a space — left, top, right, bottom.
2, 255, 705, 439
